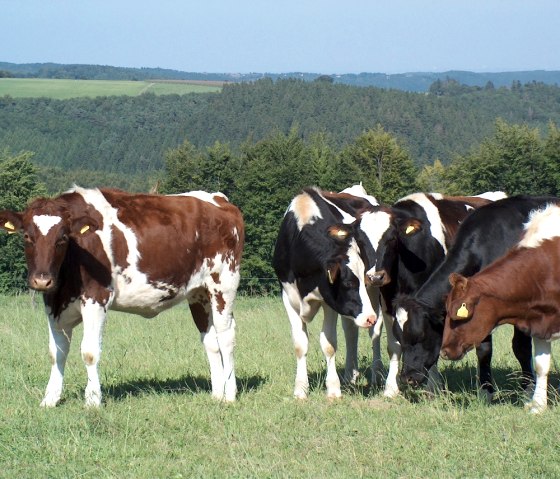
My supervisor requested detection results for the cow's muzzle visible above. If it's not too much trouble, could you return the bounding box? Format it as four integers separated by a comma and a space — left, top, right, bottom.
366, 269, 391, 287
29, 273, 55, 292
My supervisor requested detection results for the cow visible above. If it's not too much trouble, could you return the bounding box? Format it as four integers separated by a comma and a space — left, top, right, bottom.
361, 191, 503, 394
394, 196, 560, 398
441, 203, 560, 413
0, 186, 244, 407
272, 186, 397, 399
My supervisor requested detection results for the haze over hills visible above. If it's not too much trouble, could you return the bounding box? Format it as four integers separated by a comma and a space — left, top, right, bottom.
1, 61, 559, 93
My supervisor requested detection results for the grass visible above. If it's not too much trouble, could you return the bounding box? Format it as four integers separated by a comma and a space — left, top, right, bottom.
0, 78, 221, 99
1, 293, 560, 478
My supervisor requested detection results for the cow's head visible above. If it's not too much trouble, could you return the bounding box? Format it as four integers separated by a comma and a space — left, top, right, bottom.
440, 273, 493, 361
0, 200, 99, 292
322, 223, 377, 328
393, 295, 443, 387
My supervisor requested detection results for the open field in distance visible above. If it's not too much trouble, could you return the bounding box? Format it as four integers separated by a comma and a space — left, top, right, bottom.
0, 78, 222, 99
2, 294, 560, 477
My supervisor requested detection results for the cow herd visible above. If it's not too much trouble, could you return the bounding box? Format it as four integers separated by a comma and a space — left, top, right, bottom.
1, 185, 560, 413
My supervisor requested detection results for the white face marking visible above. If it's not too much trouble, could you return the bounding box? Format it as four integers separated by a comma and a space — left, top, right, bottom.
519, 204, 560, 249
346, 239, 376, 327
397, 193, 447, 254
33, 215, 62, 236
359, 210, 392, 252
396, 307, 409, 331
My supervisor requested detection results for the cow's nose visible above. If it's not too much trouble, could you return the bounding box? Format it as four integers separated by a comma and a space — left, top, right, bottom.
367, 269, 390, 286
30, 273, 54, 291
440, 349, 449, 360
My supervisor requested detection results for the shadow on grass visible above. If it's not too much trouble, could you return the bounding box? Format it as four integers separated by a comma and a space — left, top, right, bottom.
98, 374, 267, 402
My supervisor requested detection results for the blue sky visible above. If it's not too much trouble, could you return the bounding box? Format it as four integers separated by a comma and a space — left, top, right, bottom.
2, 0, 559, 74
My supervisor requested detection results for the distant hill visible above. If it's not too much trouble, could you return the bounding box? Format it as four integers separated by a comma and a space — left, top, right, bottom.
1, 61, 559, 92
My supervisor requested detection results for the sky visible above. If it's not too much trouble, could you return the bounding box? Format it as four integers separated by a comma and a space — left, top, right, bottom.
2, 0, 560, 75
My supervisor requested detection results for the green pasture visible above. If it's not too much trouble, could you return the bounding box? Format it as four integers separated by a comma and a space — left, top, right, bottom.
1, 294, 560, 478
0, 78, 221, 99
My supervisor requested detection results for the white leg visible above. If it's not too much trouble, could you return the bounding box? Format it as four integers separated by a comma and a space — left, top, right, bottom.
526, 338, 551, 414
282, 290, 310, 399
41, 316, 73, 407
383, 312, 401, 398
202, 325, 229, 401
321, 306, 341, 399
81, 299, 107, 407
341, 316, 359, 384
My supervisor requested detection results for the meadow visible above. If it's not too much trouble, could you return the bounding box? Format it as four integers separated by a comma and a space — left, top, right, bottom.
0, 78, 221, 99
1, 293, 560, 478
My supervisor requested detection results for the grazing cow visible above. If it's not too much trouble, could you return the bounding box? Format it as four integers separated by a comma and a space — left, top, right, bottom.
362, 192, 502, 394
0, 187, 244, 406
441, 203, 560, 413
394, 196, 560, 396
272, 186, 386, 399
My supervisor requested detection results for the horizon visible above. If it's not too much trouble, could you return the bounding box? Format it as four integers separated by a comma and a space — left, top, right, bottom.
1, 1, 559, 75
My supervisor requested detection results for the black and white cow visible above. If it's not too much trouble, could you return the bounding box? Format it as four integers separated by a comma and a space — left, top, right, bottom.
393, 195, 560, 396
361, 191, 506, 393
272, 186, 390, 399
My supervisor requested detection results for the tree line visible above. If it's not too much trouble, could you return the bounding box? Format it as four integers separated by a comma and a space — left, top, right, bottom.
1, 118, 560, 294
1, 78, 560, 196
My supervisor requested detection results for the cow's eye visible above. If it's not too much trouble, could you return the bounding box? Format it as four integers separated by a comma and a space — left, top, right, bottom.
56, 235, 69, 248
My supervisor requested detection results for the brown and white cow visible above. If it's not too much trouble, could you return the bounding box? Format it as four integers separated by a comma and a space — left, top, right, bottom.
0, 186, 244, 407
441, 203, 560, 413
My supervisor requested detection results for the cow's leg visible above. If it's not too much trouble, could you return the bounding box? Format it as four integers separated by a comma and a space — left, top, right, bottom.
383, 312, 401, 398
512, 327, 535, 395
321, 305, 341, 399
369, 316, 384, 388
191, 296, 226, 400
80, 299, 107, 407
476, 335, 494, 402
41, 316, 73, 407
209, 284, 238, 403
282, 290, 310, 399
526, 338, 551, 414
369, 291, 384, 388
341, 316, 359, 385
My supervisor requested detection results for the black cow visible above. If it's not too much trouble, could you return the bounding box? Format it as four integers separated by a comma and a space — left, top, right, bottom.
363, 191, 503, 393
393, 195, 560, 397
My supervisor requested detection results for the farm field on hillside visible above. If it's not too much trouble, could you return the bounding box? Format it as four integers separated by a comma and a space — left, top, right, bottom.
0, 78, 221, 99
1, 294, 560, 477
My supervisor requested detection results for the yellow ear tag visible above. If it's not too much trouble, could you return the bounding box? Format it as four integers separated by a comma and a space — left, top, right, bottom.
80, 225, 90, 234
327, 270, 333, 284
456, 303, 469, 318
4, 221, 16, 234
405, 225, 415, 235
337, 229, 348, 238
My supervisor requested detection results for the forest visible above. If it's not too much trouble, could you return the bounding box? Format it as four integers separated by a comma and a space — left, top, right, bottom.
1, 77, 560, 293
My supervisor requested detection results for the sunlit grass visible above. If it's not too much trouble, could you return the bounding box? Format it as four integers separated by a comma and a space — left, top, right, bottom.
1, 294, 559, 477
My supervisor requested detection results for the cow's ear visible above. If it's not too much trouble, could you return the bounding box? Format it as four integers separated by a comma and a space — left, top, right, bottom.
449, 272, 468, 290
401, 218, 422, 236
326, 262, 341, 285
70, 216, 99, 236
327, 224, 351, 242
0, 211, 23, 234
